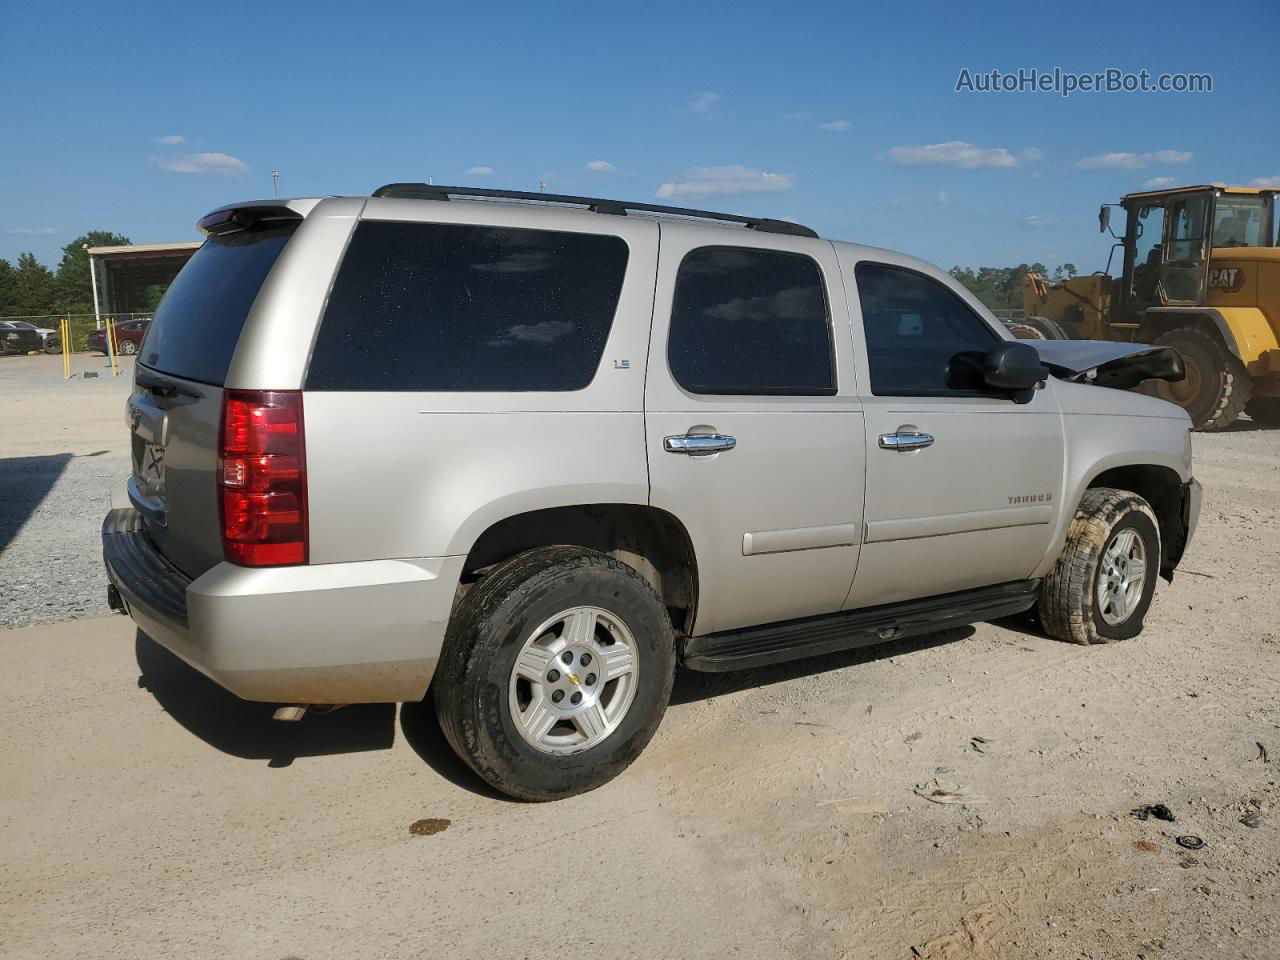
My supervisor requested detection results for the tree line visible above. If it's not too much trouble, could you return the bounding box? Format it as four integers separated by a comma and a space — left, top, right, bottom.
948, 262, 1079, 312
0, 231, 134, 318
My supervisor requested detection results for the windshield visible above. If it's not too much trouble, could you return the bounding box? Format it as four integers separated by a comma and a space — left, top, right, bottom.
1212, 195, 1269, 248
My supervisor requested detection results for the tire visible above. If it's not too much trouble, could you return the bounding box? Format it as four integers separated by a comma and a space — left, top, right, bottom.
119, 340, 138, 355
43, 339, 60, 354
433, 546, 676, 801
1143, 326, 1251, 431
1039, 488, 1161, 645
1245, 397, 1280, 425
1008, 315, 1070, 341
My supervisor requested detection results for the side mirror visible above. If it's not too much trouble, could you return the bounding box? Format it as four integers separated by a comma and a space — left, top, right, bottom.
1098, 205, 1111, 234
984, 341, 1048, 393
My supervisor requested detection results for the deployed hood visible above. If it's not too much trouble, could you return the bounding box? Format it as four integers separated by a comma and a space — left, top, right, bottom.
1030, 340, 1185, 390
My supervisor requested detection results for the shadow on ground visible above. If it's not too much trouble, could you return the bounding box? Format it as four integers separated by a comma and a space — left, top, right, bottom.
0, 454, 72, 554
135, 631, 396, 767
135, 618, 1011, 793
1222, 415, 1280, 433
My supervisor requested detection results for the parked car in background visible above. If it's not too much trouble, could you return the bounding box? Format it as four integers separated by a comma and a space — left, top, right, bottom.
0, 320, 45, 355
87, 319, 151, 356
0, 319, 60, 352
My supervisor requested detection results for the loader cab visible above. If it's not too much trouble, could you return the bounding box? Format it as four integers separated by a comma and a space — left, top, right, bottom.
1114, 186, 1277, 320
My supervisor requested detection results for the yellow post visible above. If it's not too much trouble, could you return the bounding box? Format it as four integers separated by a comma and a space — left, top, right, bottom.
61, 316, 71, 379
105, 316, 119, 377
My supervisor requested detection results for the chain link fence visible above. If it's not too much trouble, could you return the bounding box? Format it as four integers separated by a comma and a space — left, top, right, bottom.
0, 313, 152, 353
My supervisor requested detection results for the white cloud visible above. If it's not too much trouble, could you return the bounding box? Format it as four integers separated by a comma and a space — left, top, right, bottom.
154, 134, 185, 145
1146, 149, 1192, 165
466, 166, 494, 176
1021, 147, 1045, 162
656, 164, 794, 199
151, 152, 249, 176
936, 190, 949, 205
819, 120, 851, 132
1250, 176, 1280, 188
1143, 176, 1177, 189
888, 141, 1021, 169
1077, 149, 1192, 169
585, 160, 615, 172
688, 91, 720, 113
2, 227, 57, 235
1025, 215, 1053, 227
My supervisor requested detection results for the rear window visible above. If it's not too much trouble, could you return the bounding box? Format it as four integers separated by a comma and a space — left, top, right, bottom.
139, 225, 294, 385
305, 221, 629, 391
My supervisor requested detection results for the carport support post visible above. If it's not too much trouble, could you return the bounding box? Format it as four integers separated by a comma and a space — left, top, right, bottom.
87, 247, 102, 330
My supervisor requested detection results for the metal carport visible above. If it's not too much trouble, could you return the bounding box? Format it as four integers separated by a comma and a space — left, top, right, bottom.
86, 242, 201, 325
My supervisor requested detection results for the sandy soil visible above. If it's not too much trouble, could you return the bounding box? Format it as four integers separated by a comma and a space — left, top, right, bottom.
1, 362, 1278, 959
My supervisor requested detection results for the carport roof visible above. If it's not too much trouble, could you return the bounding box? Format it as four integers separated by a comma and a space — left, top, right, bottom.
86, 242, 202, 258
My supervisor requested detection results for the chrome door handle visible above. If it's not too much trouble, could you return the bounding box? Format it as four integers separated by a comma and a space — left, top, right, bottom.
878, 431, 935, 451
664, 433, 737, 455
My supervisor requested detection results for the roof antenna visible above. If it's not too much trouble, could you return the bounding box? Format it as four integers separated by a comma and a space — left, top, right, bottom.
271, 170, 280, 196
539, 180, 547, 193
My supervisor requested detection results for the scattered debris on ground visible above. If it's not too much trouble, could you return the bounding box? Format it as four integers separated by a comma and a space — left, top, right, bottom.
1131, 803, 1176, 822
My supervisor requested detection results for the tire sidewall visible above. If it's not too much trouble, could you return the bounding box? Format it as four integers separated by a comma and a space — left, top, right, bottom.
1090, 508, 1160, 641
463, 558, 674, 798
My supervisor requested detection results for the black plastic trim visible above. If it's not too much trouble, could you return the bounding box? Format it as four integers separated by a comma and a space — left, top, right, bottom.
371, 183, 818, 238
102, 508, 191, 626
681, 580, 1040, 672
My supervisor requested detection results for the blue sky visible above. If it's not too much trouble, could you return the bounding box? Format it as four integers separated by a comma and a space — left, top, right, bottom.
3, 0, 1278, 273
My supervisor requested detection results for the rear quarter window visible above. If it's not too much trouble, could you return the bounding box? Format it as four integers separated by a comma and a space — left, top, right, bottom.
305, 221, 629, 391
139, 225, 294, 385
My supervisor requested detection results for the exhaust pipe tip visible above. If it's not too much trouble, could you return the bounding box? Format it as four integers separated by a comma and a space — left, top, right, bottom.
272, 705, 308, 722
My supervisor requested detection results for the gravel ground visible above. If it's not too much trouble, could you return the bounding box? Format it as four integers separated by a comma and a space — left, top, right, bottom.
0, 353, 135, 625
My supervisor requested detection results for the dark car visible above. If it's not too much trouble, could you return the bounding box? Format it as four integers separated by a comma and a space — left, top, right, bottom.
0, 321, 45, 355
87, 319, 151, 356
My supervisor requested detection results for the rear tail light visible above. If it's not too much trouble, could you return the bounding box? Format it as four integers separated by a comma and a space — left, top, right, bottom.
218, 390, 308, 566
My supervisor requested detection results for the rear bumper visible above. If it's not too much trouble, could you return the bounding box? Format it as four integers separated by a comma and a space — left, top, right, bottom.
102, 508, 464, 703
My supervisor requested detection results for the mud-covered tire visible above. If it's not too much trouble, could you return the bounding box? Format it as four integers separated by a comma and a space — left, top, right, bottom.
433, 546, 675, 801
1144, 326, 1251, 431
1246, 397, 1280, 425
1039, 488, 1161, 645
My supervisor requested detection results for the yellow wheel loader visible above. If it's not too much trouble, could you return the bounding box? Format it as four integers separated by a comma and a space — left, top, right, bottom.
1022, 185, 1280, 430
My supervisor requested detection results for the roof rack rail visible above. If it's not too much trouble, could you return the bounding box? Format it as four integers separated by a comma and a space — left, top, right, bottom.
371, 183, 819, 239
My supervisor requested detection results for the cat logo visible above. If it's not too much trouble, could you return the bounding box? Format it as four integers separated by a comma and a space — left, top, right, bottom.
1208, 267, 1245, 293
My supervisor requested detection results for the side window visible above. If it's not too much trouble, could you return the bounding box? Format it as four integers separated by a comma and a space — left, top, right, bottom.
854, 262, 999, 397
667, 246, 834, 396
306, 221, 629, 391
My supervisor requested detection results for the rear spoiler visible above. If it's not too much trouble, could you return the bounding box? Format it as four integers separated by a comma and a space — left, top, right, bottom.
197, 199, 319, 236
1030, 340, 1185, 390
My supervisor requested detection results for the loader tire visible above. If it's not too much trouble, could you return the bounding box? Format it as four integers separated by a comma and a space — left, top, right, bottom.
1007, 315, 1070, 340
1143, 326, 1250, 431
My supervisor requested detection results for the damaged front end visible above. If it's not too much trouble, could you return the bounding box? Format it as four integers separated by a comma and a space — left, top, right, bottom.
1030, 340, 1185, 391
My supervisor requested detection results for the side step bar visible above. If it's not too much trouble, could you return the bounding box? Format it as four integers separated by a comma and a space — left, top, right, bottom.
681, 580, 1039, 673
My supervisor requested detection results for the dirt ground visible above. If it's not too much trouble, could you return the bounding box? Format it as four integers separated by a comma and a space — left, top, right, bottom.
1, 355, 1278, 960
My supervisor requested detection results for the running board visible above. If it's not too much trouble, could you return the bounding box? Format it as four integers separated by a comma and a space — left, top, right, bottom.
681, 580, 1040, 673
